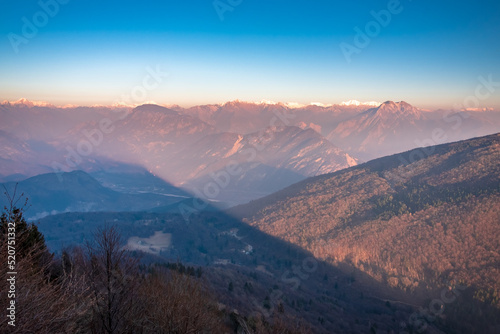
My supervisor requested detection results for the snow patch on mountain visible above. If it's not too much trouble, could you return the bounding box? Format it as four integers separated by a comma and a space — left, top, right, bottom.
340, 100, 381, 107
224, 135, 244, 158
1, 98, 56, 108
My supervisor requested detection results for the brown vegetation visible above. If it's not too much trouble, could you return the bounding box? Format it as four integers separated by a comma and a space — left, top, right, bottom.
233, 134, 500, 307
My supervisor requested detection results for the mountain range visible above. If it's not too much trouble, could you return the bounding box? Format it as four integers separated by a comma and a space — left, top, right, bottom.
1, 99, 499, 209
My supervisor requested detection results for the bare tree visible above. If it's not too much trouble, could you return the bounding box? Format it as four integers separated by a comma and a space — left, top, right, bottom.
85, 225, 139, 334
136, 268, 228, 333
0, 199, 92, 333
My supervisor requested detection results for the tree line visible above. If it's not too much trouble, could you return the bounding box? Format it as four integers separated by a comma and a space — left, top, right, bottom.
0, 198, 312, 333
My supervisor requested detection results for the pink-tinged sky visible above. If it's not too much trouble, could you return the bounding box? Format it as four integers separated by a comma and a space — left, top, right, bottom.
0, 0, 499, 109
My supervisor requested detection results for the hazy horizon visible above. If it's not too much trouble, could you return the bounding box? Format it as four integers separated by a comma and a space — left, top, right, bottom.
3, 97, 500, 112
1, 0, 500, 109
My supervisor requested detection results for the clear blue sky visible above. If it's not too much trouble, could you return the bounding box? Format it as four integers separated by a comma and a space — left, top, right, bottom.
1, 0, 499, 108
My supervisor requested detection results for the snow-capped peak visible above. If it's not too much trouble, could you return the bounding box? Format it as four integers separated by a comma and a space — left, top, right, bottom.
284, 102, 306, 109
257, 99, 278, 105
462, 107, 495, 112
310, 102, 333, 107
2, 98, 55, 108
340, 100, 381, 107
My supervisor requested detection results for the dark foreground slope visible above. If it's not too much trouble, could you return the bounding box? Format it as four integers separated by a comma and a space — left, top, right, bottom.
39, 209, 421, 333
231, 133, 500, 310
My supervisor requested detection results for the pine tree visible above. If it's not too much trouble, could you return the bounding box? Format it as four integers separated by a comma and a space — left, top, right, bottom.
0, 187, 47, 261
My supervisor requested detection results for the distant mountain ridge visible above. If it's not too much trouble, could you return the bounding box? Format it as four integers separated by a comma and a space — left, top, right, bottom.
1, 100, 499, 206
182, 125, 356, 204
0, 103, 357, 205
327, 101, 428, 159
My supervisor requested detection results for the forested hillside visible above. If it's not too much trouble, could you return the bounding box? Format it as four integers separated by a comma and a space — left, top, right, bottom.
232, 133, 500, 309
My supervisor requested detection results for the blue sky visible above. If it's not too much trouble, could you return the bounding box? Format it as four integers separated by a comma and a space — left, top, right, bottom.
0, 0, 499, 108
